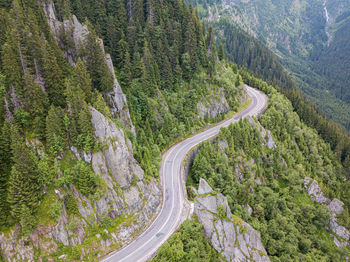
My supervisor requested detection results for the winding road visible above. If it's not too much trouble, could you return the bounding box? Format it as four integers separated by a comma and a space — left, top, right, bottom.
102, 85, 267, 262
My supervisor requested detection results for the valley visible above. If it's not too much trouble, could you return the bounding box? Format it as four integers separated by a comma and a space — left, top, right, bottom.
0, 0, 350, 261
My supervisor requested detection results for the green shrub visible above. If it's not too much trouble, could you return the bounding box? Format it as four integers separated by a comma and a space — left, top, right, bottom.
49, 200, 62, 221
217, 204, 227, 219
64, 193, 79, 216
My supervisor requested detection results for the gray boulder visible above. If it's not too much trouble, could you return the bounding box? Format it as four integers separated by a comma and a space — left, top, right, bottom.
248, 117, 276, 149
194, 179, 270, 262
198, 178, 213, 195
304, 177, 350, 248
304, 177, 330, 204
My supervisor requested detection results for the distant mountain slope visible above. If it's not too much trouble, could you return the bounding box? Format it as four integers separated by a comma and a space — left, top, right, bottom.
194, 0, 350, 129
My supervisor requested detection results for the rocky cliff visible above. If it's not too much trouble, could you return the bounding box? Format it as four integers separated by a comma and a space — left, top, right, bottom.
41, 1, 134, 132
194, 178, 270, 262
0, 108, 160, 261
197, 87, 231, 119
304, 177, 350, 248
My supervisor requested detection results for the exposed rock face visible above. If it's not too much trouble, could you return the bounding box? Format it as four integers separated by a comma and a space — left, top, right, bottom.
304, 177, 330, 204
70, 146, 92, 163
0, 107, 161, 261
90, 107, 142, 188
248, 116, 276, 149
41, 1, 134, 132
104, 54, 135, 133
88, 107, 161, 239
41, 2, 88, 67
304, 177, 350, 248
197, 87, 231, 119
194, 179, 270, 262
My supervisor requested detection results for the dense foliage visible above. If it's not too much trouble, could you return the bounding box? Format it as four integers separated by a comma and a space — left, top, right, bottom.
240, 69, 350, 173
189, 86, 350, 260
193, 0, 350, 130
0, 0, 243, 239
49, 0, 247, 178
152, 219, 220, 262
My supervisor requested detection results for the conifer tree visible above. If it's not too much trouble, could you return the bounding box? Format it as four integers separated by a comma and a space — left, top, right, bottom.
73, 59, 93, 103
19, 204, 35, 236
132, 51, 144, 79
78, 102, 93, 151
0, 120, 12, 225
93, 91, 111, 117
41, 39, 66, 107
142, 43, 160, 96
65, 82, 85, 144
71, 161, 96, 196
84, 26, 114, 92
23, 71, 48, 137
8, 126, 40, 220
1, 41, 22, 91
218, 44, 225, 61
46, 105, 65, 155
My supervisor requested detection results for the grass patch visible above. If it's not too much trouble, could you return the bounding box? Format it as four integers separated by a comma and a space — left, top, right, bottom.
37, 190, 60, 226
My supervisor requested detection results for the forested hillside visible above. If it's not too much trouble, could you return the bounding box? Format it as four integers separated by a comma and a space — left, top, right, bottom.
1, 0, 350, 261
187, 88, 350, 260
190, 0, 350, 172
193, 0, 350, 130
0, 0, 245, 260
153, 72, 350, 261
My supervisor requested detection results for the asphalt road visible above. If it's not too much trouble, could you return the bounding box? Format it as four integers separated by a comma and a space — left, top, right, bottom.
101, 85, 267, 262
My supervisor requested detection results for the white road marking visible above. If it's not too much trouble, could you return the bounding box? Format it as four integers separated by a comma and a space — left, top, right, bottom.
101, 85, 267, 262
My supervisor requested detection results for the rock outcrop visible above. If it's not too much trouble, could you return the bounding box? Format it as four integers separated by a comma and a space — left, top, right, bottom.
197, 87, 231, 119
248, 117, 276, 149
41, 1, 134, 132
0, 108, 161, 261
304, 177, 350, 248
194, 178, 270, 262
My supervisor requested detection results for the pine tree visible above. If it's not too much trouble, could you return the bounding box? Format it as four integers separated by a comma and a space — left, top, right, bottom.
132, 51, 144, 79
41, 39, 66, 107
0, 120, 12, 225
78, 102, 93, 151
72, 161, 96, 196
218, 44, 225, 61
1, 40, 22, 91
23, 71, 48, 137
8, 127, 40, 219
65, 82, 85, 145
116, 37, 132, 87
73, 59, 93, 103
142, 43, 160, 96
19, 204, 35, 236
93, 91, 111, 117
46, 105, 65, 155
84, 26, 114, 92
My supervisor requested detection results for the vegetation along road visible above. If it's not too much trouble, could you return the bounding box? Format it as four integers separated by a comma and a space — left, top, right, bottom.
102, 85, 268, 261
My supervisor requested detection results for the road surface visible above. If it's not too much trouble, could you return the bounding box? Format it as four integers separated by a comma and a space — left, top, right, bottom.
101, 85, 268, 262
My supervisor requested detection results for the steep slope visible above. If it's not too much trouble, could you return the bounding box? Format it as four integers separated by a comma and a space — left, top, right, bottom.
0, 0, 247, 260
0, 108, 161, 261
195, 0, 350, 129
194, 178, 270, 262
185, 85, 350, 260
